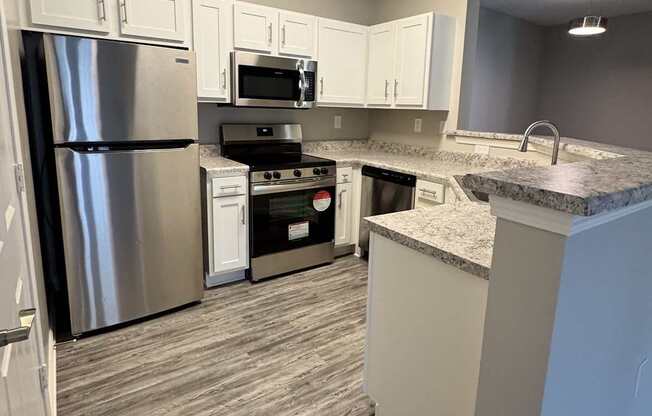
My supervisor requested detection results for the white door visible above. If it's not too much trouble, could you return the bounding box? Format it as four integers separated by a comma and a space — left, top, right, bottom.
0, 6, 49, 416
29, 0, 111, 33
317, 18, 367, 106
278, 11, 315, 58
394, 14, 429, 107
119, 0, 186, 42
335, 182, 352, 246
212, 195, 247, 274
366, 22, 396, 107
193, 0, 233, 102
233, 2, 276, 54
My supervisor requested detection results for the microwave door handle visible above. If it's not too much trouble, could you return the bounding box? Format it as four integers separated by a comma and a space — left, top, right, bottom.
298, 62, 306, 108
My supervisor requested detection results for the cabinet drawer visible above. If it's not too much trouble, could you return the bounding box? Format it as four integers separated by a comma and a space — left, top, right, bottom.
212, 176, 247, 197
337, 167, 353, 184
416, 179, 444, 205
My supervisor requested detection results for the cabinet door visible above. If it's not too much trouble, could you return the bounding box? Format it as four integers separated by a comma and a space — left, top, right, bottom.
212, 195, 248, 274
29, 0, 111, 33
279, 11, 315, 58
234, 2, 276, 54
366, 22, 396, 106
119, 0, 186, 42
335, 182, 352, 246
193, 0, 233, 102
317, 18, 368, 106
394, 14, 430, 107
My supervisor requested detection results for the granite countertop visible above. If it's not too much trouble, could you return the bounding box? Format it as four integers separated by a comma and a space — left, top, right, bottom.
305, 140, 539, 203
449, 130, 652, 216
364, 203, 496, 279
200, 145, 249, 178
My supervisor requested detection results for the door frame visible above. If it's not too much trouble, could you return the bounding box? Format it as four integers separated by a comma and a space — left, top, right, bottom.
0, 3, 54, 415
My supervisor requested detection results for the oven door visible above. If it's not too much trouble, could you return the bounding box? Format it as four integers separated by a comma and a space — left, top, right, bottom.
250, 178, 335, 258
232, 52, 316, 109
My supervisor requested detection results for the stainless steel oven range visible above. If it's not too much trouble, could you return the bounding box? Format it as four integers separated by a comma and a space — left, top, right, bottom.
221, 124, 335, 281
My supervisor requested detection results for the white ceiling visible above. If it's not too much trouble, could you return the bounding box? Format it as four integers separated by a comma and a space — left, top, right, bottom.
481, 0, 652, 26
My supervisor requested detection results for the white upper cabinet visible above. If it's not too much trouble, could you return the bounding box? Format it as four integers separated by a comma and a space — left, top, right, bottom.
365, 13, 456, 110
394, 14, 429, 107
234, 2, 277, 54
118, 0, 187, 42
193, 0, 233, 102
366, 22, 396, 107
278, 11, 315, 58
317, 18, 368, 106
29, 0, 111, 33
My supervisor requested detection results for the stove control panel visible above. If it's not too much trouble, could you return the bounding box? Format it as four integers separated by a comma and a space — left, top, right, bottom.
252, 166, 335, 183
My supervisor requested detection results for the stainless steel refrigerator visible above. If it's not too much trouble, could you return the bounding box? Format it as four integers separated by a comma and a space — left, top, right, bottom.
20, 32, 203, 340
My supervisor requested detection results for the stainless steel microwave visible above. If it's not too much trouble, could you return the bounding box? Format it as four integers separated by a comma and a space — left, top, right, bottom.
231, 52, 317, 109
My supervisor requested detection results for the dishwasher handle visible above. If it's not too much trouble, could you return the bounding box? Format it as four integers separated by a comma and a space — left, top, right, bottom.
361, 165, 416, 187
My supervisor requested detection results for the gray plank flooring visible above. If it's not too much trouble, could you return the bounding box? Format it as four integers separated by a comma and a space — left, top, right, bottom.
57, 256, 371, 416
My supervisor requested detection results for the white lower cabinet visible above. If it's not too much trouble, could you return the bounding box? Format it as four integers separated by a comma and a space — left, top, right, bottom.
206, 176, 248, 286
335, 182, 353, 246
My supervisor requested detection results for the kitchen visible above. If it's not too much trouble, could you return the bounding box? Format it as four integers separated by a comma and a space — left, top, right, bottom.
1, 0, 652, 416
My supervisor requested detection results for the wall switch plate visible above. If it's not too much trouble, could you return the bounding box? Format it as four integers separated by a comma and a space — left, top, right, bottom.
414, 118, 422, 133
334, 115, 342, 129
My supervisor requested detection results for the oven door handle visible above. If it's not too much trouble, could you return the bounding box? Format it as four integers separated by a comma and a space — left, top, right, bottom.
251, 177, 336, 196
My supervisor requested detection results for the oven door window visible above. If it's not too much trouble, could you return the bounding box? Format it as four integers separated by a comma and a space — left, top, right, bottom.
251, 187, 335, 257
238, 65, 300, 101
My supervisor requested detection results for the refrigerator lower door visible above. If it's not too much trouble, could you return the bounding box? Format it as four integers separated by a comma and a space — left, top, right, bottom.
55, 144, 203, 335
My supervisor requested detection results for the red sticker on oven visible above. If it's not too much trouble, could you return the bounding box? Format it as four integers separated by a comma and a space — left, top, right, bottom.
313, 190, 332, 212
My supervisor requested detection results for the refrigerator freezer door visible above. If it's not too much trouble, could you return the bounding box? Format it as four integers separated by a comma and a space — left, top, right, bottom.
54, 144, 203, 335
44, 34, 198, 144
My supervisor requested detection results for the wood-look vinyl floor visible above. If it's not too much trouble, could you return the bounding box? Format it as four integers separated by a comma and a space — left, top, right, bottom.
57, 256, 371, 416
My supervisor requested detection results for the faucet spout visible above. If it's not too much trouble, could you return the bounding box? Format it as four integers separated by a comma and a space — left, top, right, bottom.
518, 120, 561, 165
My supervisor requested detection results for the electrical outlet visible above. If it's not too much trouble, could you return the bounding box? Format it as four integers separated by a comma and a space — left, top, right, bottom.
414, 118, 422, 133
334, 115, 342, 129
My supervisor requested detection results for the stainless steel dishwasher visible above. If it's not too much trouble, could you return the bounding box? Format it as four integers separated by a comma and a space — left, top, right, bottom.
359, 166, 416, 255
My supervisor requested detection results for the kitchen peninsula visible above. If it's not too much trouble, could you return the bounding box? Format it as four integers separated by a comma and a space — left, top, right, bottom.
362, 130, 652, 416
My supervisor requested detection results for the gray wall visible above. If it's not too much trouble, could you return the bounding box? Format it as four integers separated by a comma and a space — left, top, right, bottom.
198, 105, 369, 143
243, 0, 375, 25
538, 12, 652, 151
467, 7, 543, 133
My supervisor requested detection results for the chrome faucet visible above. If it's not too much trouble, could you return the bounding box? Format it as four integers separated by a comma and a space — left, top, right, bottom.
518, 120, 561, 165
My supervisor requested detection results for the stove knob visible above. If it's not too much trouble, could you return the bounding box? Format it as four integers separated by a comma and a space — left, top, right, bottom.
263, 172, 272, 180
273, 171, 282, 179
293, 169, 302, 177
320, 167, 329, 175
313, 168, 321, 175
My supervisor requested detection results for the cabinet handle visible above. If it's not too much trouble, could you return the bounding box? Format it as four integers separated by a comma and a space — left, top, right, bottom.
394, 79, 398, 99
120, 0, 128, 23
97, 0, 106, 21
221, 68, 227, 90
338, 189, 347, 209
320, 77, 324, 96
268, 23, 273, 45
282, 25, 286, 45
419, 188, 438, 198
384, 80, 389, 100
241, 205, 246, 225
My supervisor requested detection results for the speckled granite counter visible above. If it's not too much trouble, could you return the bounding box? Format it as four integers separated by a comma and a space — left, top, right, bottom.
304, 140, 540, 203
365, 203, 495, 279
449, 130, 652, 216
200, 145, 249, 178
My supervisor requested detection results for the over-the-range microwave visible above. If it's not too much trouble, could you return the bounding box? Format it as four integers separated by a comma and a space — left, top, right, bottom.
231, 51, 317, 109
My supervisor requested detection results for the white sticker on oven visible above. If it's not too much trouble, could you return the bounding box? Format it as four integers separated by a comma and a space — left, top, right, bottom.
313, 190, 332, 212
289, 221, 310, 241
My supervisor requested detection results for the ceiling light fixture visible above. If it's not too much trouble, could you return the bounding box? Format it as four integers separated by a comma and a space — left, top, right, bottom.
568, 16, 608, 37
